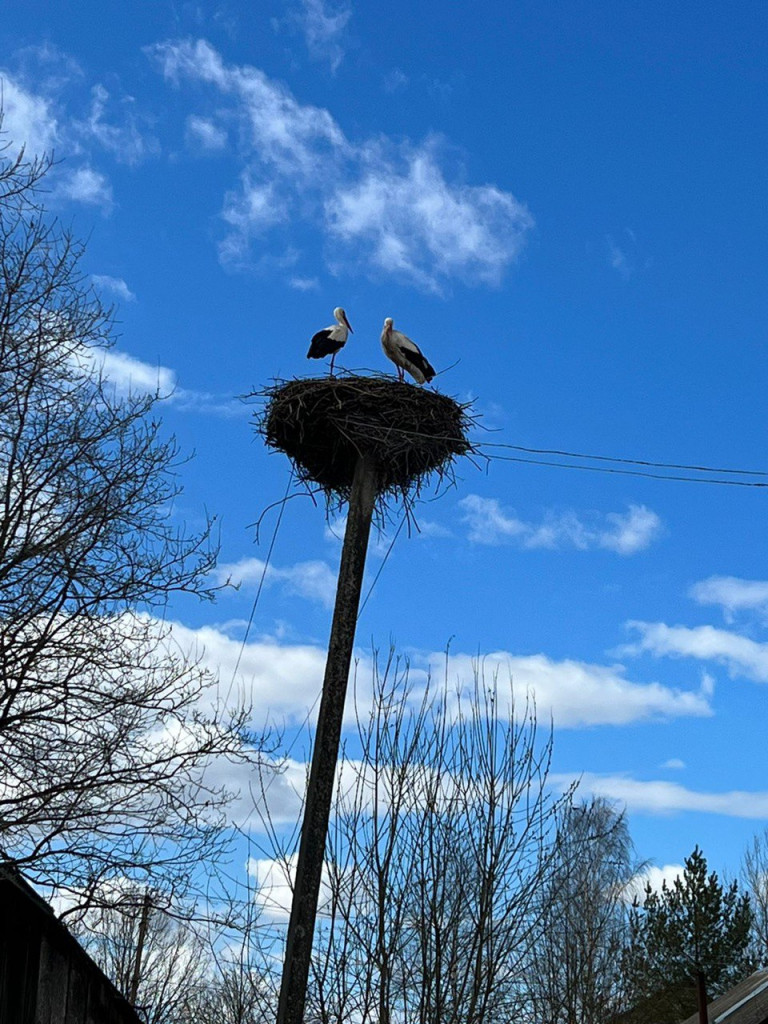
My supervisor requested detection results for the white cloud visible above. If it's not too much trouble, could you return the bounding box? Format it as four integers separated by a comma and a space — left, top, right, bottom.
160, 618, 711, 738
0, 74, 58, 156
167, 622, 332, 730
217, 556, 337, 609
690, 575, 768, 621
221, 177, 286, 247
415, 519, 452, 539
459, 496, 661, 554
325, 143, 532, 291
247, 852, 336, 921
552, 771, 768, 819
138, 620, 717, 829
58, 165, 113, 208
382, 68, 409, 94
436, 652, 711, 728
660, 758, 686, 770
81, 345, 243, 416
1, 58, 156, 211
608, 237, 632, 279
91, 274, 136, 303
601, 506, 662, 554
293, 0, 352, 72
623, 864, 687, 902
186, 114, 228, 151
289, 275, 320, 291
91, 348, 177, 396
148, 39, 532, 291
77, 84, 153, 166
623, 620, 768, 683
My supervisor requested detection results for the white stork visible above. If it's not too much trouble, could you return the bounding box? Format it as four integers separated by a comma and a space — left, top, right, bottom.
307, 307, 353, 375
380, 317, 436, 384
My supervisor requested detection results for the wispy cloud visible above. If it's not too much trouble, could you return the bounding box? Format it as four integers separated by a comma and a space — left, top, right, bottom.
91, 274, 136, 303
216, 556, 337, 608
1, 55, 156, 211
606, 228, 643, 279
185, 114, 228, 151
90, 348, 176, 396
148, 38, 532, 292
690, 575, 768, 622
81, 345, 241, 416
289, 275, 320, 291
74, 83, 155, 166
59, 165, 113, 208
608, 236, 632, 279
622, 620, 768, 683
459, 496, 662, 554
325, 139, 532, 291
382, 68, 409, 94
0, 73, 58, 156
292, 0, 352, 72
552, 771, 768, 819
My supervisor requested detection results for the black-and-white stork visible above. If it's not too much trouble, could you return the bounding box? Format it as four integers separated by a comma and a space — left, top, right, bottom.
307, 307, 353, 374
380, 317, 436, 384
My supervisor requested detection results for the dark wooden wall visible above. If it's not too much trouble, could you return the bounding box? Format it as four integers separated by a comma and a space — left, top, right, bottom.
0, 871, 142, 1024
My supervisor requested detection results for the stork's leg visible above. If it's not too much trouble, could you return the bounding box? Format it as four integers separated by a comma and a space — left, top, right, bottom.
329, 353, 336, 376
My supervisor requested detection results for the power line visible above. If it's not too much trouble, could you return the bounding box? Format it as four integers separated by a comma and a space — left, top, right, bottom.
346, 420, 768, 488
487, 453, 768, 488
230, 470, 294, 688
357, 516, 406, 619
480, 440, 768, 478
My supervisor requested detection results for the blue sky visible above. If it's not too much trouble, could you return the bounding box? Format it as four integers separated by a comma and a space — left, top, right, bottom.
3, 0, 768, 894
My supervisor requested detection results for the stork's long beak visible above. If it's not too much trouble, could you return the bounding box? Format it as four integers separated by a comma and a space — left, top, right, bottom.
343, 312, 353, 332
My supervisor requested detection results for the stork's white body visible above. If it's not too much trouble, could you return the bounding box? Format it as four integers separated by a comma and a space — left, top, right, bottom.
380, 318, 436, 384
307, 307, 353, 374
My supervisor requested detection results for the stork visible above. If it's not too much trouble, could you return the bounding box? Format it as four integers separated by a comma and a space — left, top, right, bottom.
380, 317, 436, 384
307, 307, 353, 374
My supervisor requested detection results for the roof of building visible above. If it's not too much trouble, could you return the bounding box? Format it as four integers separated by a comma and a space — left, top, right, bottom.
679, 970, 768, 1024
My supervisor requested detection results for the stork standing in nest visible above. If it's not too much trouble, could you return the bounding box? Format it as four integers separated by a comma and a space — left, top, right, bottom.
381, 317, 436, 384
307, 307, 353, 375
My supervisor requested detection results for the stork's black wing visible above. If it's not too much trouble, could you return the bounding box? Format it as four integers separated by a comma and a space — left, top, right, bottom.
307, 328, 344, 359
408, 347, 436, 383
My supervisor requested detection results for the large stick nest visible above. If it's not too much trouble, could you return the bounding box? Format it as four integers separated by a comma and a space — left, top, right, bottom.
255, 375, 474, 509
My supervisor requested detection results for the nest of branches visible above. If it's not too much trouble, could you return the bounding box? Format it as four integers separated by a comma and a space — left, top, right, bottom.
256, 375, 474, 510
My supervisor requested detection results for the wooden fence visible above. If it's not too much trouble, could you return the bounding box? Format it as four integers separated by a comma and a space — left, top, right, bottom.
0, 866, 141, 1024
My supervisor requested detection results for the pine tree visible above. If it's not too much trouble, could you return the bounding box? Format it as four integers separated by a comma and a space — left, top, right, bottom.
623, 846, 755, 1023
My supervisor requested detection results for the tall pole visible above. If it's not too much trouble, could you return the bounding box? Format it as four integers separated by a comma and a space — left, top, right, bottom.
276, 454, 379, 1024
128, 891, 151, 1006
697, 970, 709, 1024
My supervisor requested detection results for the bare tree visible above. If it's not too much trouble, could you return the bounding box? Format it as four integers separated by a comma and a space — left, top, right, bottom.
73, 893, 209, 1024
0, 123, 271, 911
255, 650, 569, 1024
741, 828, 768, 965
524, 796, 640, 1024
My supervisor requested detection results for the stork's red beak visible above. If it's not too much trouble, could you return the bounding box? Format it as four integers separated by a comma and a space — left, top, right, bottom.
343, 313, 353, 332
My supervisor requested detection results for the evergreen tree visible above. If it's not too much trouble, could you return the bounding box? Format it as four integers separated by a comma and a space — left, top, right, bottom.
623, 846, 755, 1023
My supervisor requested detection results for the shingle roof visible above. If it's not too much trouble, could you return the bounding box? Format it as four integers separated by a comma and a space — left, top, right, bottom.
679, 970, 768, 1024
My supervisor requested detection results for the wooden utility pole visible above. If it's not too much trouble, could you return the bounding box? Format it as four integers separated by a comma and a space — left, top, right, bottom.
128, 891, 152, 1006
276, 455, 379, 1024
697, 969, 709, 1024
